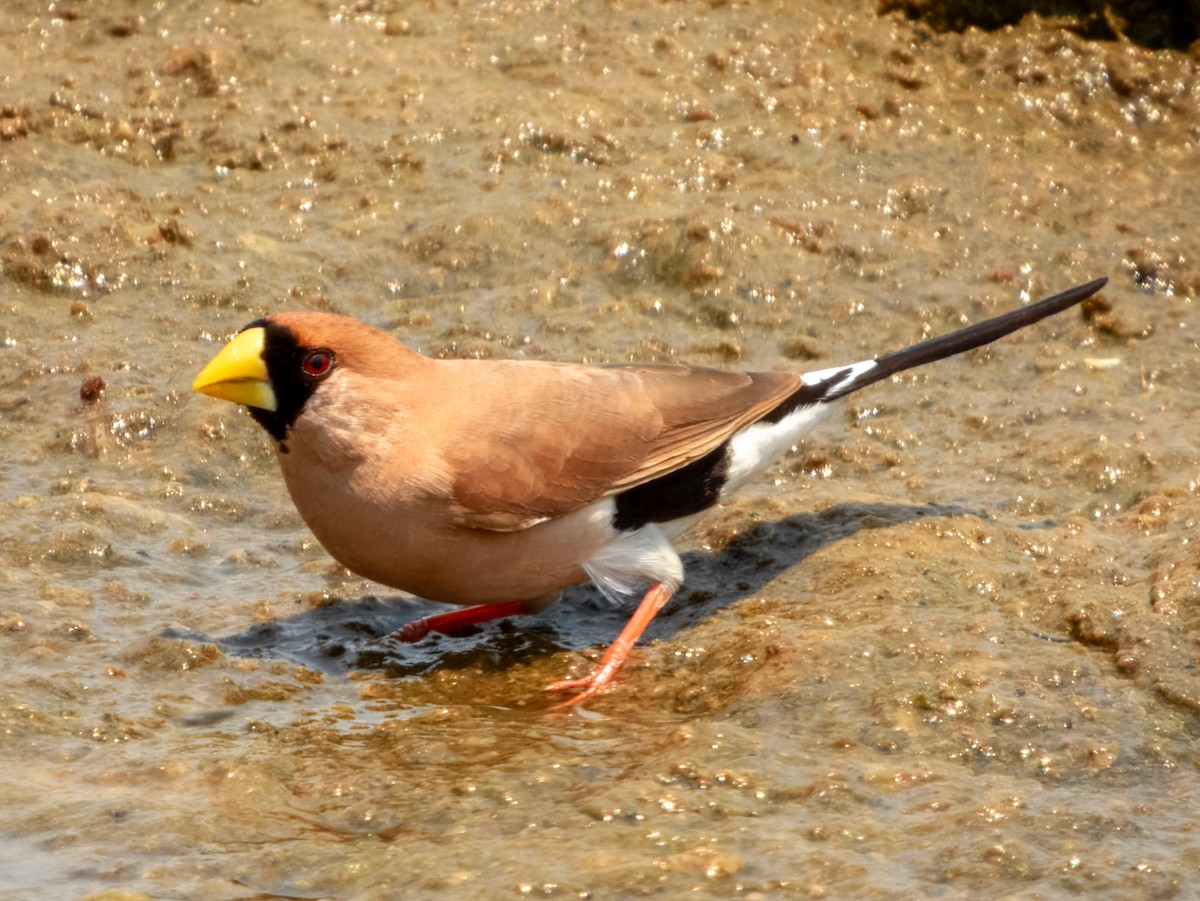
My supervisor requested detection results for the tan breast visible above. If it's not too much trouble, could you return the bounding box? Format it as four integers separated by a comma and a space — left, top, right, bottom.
273, 371, 616, 603
278, 447, 613, 603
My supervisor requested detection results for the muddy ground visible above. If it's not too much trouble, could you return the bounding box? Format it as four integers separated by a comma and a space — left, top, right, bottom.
0, 1, 1198, 898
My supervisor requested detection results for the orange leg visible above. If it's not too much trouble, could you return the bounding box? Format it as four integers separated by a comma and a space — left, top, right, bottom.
546, 582, 676, 708
390, 600, 530, 642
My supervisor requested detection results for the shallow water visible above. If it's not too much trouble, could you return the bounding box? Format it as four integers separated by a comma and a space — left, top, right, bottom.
1, 1, 1198, 898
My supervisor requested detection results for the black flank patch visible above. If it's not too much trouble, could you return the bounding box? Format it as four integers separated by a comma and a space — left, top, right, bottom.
612, 443, 730, 532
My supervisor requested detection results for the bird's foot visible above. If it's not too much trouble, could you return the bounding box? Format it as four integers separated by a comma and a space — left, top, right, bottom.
393, 618, 433, 642
544, 659, 624, 708
389, 600, 529, 643
544, 582, 676, 709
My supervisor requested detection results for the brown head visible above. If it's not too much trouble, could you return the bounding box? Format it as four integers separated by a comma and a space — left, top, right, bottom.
192, 311, 424, 444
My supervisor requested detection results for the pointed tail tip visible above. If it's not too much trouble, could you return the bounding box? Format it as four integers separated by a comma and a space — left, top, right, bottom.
1030, 275, 1109, 316
1050, 276, 1108, 305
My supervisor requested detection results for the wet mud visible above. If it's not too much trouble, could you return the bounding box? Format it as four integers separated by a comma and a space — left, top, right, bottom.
1, 1, 1198, 898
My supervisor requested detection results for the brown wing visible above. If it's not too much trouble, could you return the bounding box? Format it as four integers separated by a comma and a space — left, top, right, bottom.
434, 359, 801, 531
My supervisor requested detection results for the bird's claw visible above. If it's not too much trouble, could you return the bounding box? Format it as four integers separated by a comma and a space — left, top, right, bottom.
391, 619, 431, 643
544, 665, 619, 709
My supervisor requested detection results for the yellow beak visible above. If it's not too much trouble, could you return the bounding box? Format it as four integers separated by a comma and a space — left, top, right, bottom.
192, 327, 277, 411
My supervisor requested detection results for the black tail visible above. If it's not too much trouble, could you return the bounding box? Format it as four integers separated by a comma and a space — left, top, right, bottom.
765, 277, 1107, 422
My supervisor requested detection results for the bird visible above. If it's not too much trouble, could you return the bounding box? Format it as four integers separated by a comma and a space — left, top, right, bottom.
193, 276, 1107, 706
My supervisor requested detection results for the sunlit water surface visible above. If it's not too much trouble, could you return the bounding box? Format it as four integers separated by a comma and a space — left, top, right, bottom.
1, 1, 1197, 898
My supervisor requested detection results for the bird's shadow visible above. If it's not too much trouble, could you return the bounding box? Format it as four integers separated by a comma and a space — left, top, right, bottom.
170, 501, 994, 679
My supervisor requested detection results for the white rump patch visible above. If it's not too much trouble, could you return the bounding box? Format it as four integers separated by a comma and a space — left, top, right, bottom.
724, 357, 877, 494
725, 406, 830, 492
583, 518, 683, 605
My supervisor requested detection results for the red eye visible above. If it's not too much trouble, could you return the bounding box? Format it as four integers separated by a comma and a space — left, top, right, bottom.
303, 350, 334, 377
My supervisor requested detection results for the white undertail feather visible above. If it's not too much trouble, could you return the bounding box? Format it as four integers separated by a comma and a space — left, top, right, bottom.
583, 502, 683, 604
724, 358, 879, 495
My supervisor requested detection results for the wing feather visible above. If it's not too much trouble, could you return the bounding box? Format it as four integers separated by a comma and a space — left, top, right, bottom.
435, 360, 801, 531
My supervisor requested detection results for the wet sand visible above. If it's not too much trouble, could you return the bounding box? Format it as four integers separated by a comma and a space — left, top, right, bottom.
1, 1, 1198, 898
